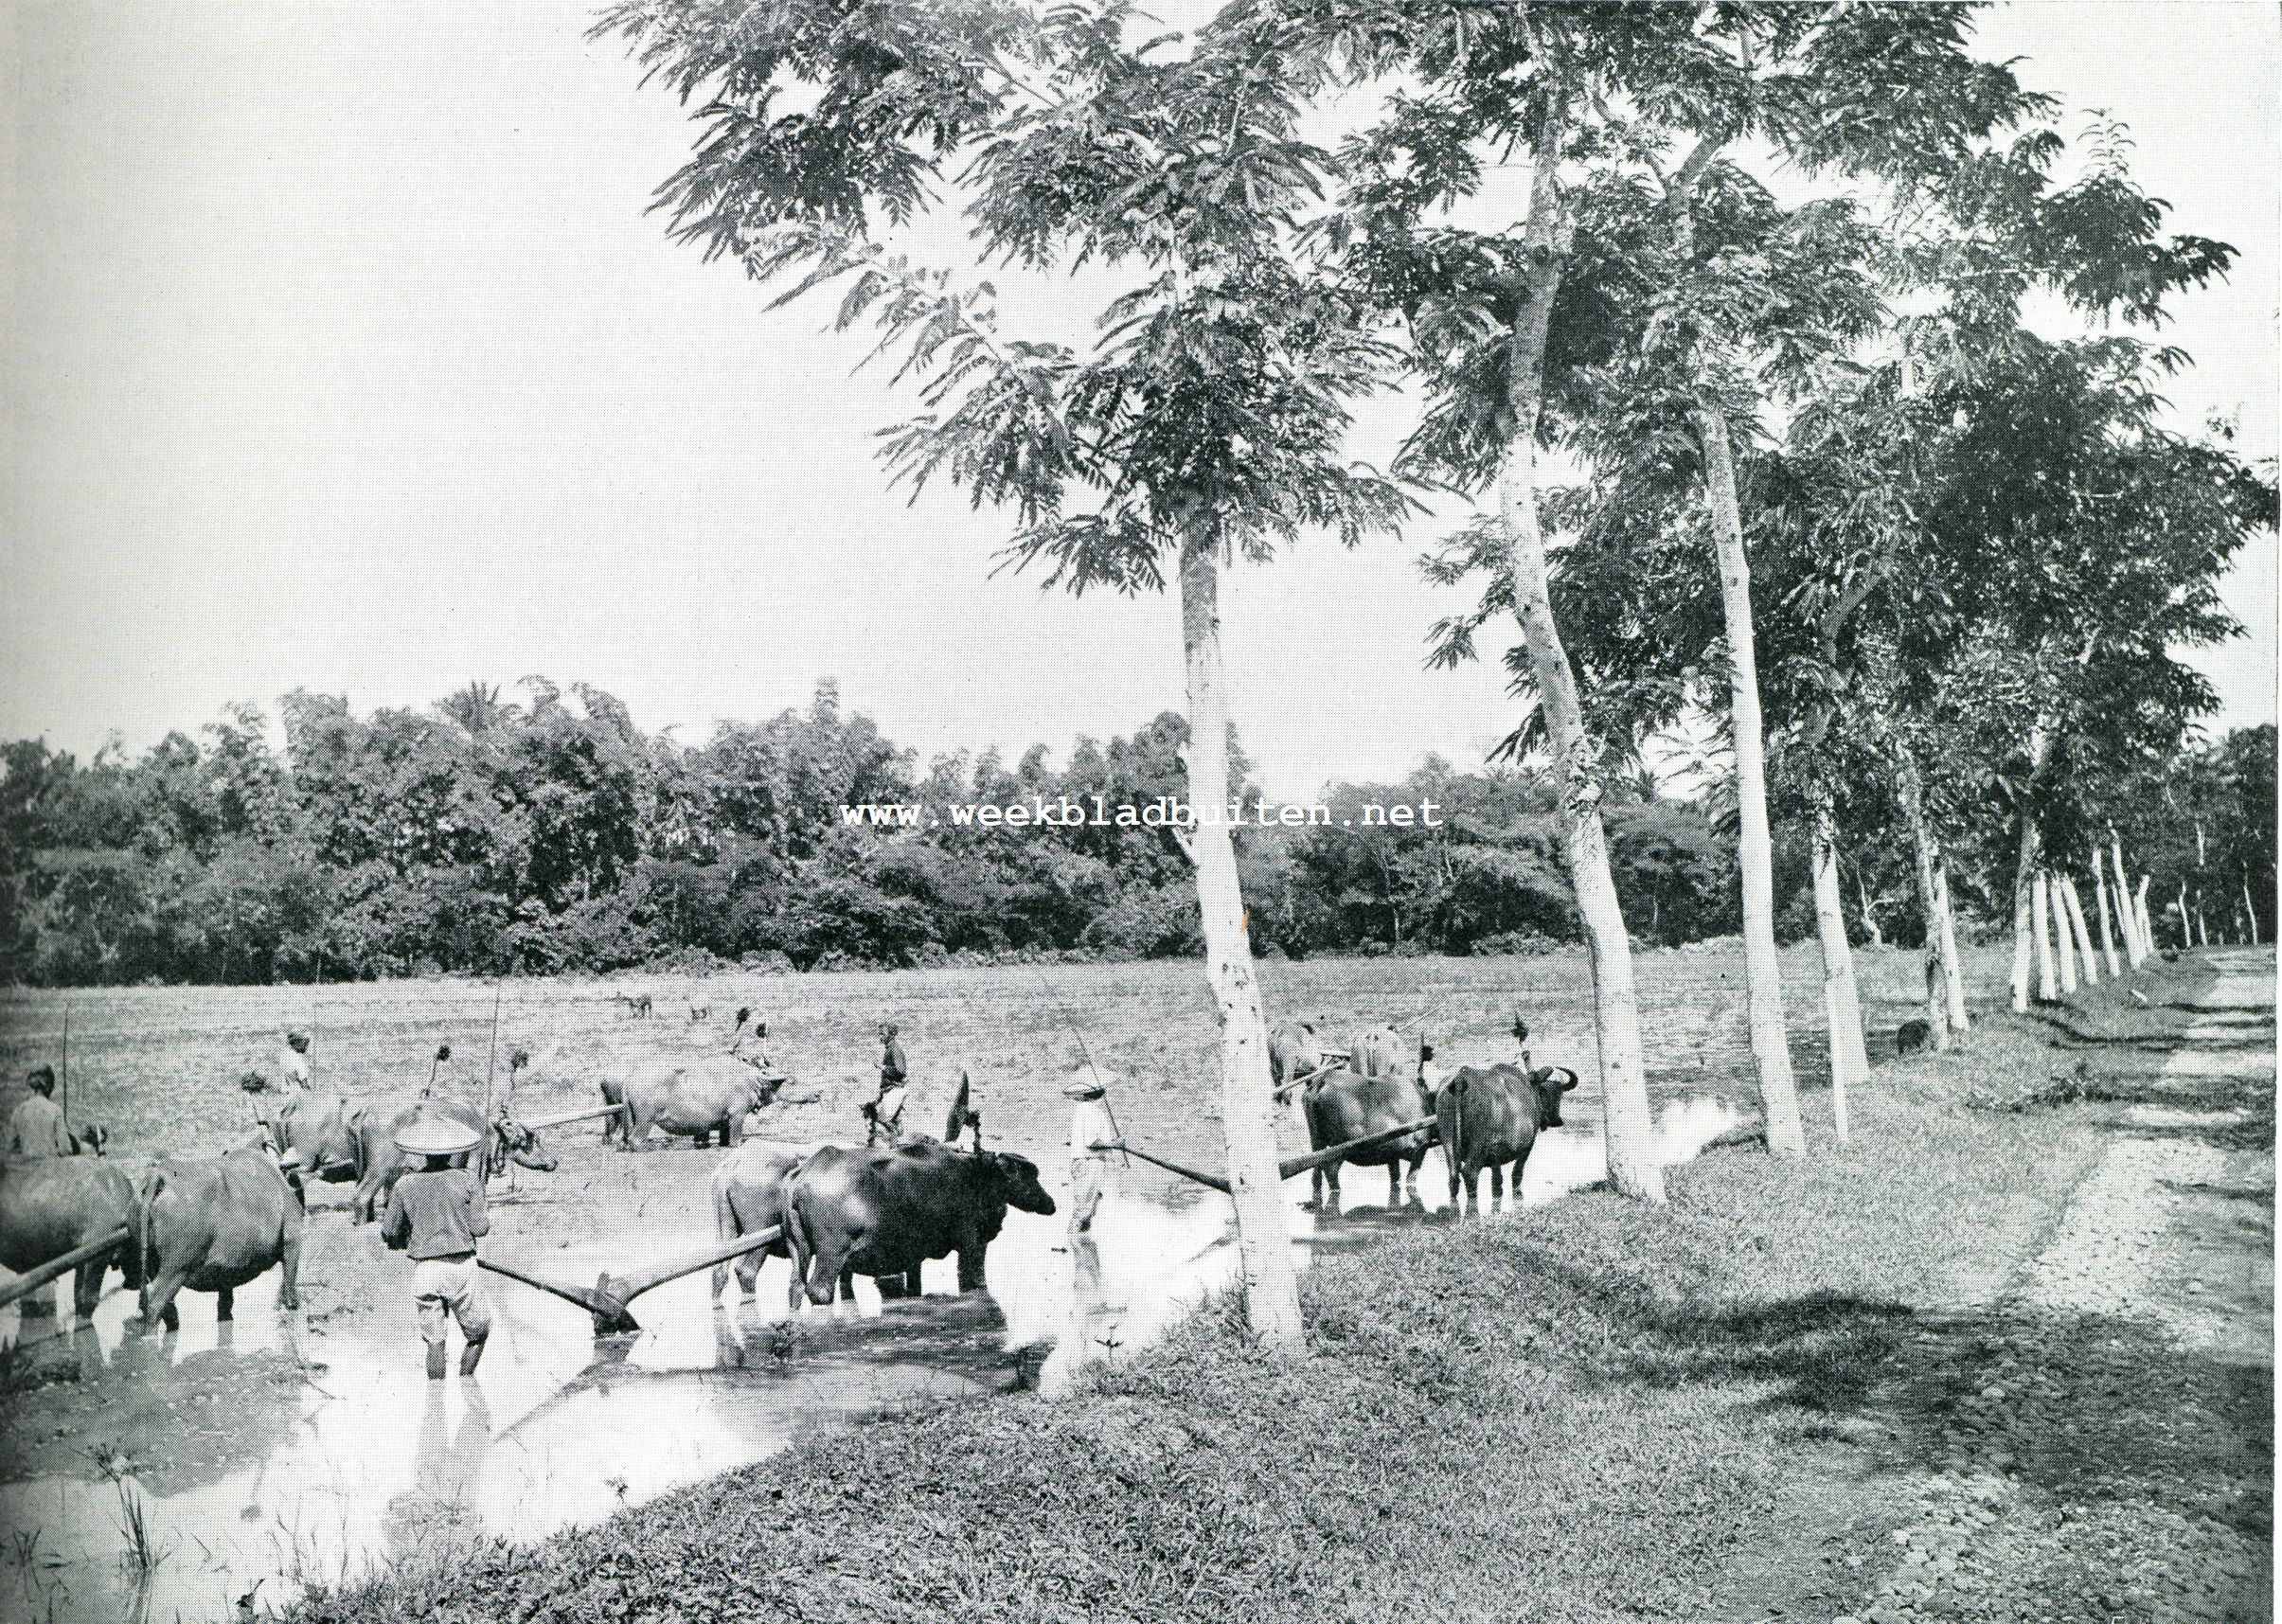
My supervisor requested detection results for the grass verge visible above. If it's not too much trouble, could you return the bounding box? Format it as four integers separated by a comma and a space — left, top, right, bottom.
285, 957, 2246, 1624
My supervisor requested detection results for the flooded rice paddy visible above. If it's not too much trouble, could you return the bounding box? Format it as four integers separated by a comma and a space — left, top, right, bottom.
1, 1095, 1744, 1622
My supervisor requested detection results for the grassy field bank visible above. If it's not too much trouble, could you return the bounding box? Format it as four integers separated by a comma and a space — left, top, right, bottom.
275, 955, 2267, 1624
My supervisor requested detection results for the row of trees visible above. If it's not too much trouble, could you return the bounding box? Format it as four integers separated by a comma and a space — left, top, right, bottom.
595, 0, 2272, 1345
1, 681, 1775, 983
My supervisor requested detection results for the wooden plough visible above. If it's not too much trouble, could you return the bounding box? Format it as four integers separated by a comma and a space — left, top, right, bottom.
1099, 1116, 1438, 1197
0, 1225, 133, 1312
519, 1102, 630, 1133
478, 1222, 784, 1337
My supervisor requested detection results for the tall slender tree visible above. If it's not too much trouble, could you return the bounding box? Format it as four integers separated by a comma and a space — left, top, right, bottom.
600, 0, 1415, 1347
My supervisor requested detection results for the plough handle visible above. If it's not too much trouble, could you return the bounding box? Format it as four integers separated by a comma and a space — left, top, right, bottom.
0, 1226, 133, 1310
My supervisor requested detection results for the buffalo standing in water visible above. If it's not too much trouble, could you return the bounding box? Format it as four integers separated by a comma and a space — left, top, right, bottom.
602, 1056, 793, 1151
137, 1144, 306, 1330
782, 1139, 1055, 1307
1435, 1061, 1578, 1213
0, 1155, 143, 1318
708, 1141, 814, 1300
1303, 1063, 1435, 1209
348, 1098, 556, 1223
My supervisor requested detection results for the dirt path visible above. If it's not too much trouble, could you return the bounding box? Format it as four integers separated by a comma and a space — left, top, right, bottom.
1805, 950, 2274, 1624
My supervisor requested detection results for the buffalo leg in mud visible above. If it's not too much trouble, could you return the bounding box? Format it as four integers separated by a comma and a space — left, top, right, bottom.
217, 1285, 235, 1322
71, 1258, 108, 1321
142, 1265, 188, 1332
278, 1228, 302, 1311
1386, 1165, 1401, 1205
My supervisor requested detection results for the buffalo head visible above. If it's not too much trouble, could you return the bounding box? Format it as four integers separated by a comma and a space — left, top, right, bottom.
1525, 1059, 1580, 1129
488, 1115, 558, 1177
987, 1152, 1056, 1217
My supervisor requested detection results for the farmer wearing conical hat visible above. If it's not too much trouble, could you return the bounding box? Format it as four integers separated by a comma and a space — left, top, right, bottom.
1062, 1071, 1118, 1235
380, 1110, 492, 1381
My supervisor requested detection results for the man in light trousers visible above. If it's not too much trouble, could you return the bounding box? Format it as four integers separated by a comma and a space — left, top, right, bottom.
380, 1112, 493, 1381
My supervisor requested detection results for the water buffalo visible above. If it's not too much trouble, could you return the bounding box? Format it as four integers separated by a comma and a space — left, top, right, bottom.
1348, 1026, 1435, 1086
605, 1057, 788, 1151
348, 1098, 556, 1223
1269, 1019, 1327, 1092
138, 1144, 306, 1331
782, 1139, 1055, 1308
1303, 1066, 1435, 1209
708, 1142, 814, 1300
0, 1155, 143, 1318
1435, 1060, 1578, 1213
273, 1093, 364, 1182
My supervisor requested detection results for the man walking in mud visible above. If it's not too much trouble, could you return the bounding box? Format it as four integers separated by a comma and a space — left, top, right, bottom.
380, 1112, 493, 1380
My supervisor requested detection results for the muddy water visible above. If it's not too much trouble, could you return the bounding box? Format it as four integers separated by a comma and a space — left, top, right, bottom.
0, 1094, 1743, 1621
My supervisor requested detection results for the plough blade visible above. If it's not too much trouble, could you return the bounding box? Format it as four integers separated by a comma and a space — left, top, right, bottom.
477, 1222, 787, 1339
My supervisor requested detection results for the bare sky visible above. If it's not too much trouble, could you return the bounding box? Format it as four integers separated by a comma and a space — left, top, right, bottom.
5, 1, 2275, 797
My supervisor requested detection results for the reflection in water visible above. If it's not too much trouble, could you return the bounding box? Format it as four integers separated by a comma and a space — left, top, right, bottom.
0, 1094, 1743, 1622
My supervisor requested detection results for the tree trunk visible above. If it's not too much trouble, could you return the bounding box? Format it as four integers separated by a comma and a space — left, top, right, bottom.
2032, 871, 2059, 1001
1810, 806, 1867, 1143
1892, 742, 1951, 1049
1177, 532, 1305, 1353
2010, 813, 2039, 1012
2106, 835, 2142, 966
1858, 876, 1885, 949
1495, 97, 1665, 1200
2048, 872, 2078, 993
1691, 403, 1806, 1157
2059, 874, 2099, 986
2090, 845, 2121, 976
2195, 892, 2210, 947
2244, 879, 2262, 946
2175, 885, 2190, 950
1933, 861, 1970, 1032
2134, 875, 2153, 955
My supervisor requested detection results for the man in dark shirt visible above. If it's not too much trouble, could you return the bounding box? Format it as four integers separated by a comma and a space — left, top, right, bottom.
865, 1023, 910, 1144
381, 1115, 493, 1380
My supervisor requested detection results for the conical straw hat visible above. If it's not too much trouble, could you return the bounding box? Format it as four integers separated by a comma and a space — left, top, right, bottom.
393, 1110, 482, 1158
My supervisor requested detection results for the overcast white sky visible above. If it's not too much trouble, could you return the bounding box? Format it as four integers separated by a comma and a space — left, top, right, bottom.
4, 1, 2275, 797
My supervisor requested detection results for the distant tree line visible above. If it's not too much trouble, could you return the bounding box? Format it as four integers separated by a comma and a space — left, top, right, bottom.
4, 680, 2265, 988
1, 678, 1776, 985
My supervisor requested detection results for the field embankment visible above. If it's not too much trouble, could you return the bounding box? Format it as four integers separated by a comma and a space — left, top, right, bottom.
276, 950, 2272, 1624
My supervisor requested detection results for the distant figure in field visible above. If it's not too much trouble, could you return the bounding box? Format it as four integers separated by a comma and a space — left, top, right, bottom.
9, 1066, 78, 1159
278, 1029, 313, 1090
1064, 1075, 1117, 1235
864, 1024, 909, 1145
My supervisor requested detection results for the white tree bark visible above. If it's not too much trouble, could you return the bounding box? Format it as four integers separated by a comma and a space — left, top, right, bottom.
2108, 834, 2145, 966
1177, 532, 1305, 1353
1934, 862, 1970, 1031
1693, 404, 1807, 1157
1858, 876, 1885, 949
2059, 874, 2100, 986
2244, 880, 2262, 946
2010, 816, 2039, 1012
2134, 875, 2153, 956
2032, 870, 2059, 1001
1810, 806, 1868, 1143
2050, 872, 2079, 993
1496, 97, 1665, 1200
2090, 848, 2121, 976
2195, 893, 2211, 947
1893, 743, 1951, 1049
